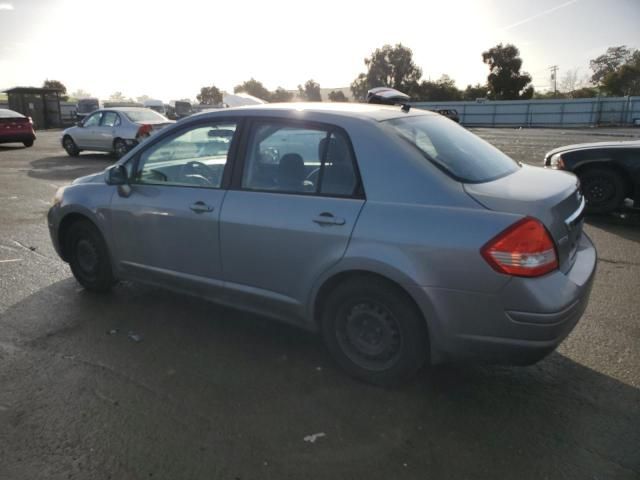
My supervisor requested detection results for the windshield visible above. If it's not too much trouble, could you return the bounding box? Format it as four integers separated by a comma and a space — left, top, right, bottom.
124, 109, 167, 123
386, 115, 519, 183
77, 100, 99, 113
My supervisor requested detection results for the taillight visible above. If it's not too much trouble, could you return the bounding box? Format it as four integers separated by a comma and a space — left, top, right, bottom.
481, 217, 558, 277
28, 116, 33, 125
137, 124, 153, 138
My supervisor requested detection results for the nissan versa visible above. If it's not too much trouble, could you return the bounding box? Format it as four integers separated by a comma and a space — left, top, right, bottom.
47, 103, 596, 385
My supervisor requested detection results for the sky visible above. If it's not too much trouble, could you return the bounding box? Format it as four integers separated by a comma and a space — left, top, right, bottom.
0, 0, 639, 101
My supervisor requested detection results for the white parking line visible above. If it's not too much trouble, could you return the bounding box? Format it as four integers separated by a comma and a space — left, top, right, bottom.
0, 259, 22, 263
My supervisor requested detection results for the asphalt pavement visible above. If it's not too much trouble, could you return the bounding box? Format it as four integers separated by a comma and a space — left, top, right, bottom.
0, 129, 639, 480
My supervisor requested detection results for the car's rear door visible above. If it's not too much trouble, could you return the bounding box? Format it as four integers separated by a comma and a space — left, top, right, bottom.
94, 111, 119, 150
109, 119, 239, 297
219, 118, 365, 321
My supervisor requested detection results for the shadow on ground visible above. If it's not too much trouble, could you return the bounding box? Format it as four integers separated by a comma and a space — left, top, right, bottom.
0, 278, 638, 479
27, 154, 114, 182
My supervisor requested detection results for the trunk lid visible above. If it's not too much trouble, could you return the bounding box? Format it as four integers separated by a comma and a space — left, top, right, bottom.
464, 165, 585, 273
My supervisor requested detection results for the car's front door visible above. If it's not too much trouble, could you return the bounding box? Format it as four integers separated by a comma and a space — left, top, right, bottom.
219, 119, 365, 321
109, 120, 239, 297
74, 111, 102, 148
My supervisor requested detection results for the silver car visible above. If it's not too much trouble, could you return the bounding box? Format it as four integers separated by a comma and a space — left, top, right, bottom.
48, 103, 596, 385
61, 107, 174, 159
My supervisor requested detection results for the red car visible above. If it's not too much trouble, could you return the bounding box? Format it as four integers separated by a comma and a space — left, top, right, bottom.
0, 108, 36, 147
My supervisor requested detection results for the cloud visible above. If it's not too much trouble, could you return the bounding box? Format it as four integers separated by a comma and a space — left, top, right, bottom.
501, 0, 580, 31
0, 3, 14, 10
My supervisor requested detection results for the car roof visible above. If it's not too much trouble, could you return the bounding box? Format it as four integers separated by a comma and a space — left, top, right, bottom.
191, 102, 435, 122
0, 108, 24, 118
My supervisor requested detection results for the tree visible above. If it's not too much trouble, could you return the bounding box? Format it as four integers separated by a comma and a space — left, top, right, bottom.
43, 79, 68, 101
590, 46, 635, 85
270, 87, 294, 102
481, 43, 534, 100
108, 91, 131, 102
350, 44, 423, 101
463, 83, 489, 100
196, 85, 223, 105
136, 94, 152, 103
600, 50, 640, 96
412, 75, 462, 101
568, 87, 599, 98
234, 78, 271, 101
328, 90, 348, 102
70, 89, 92, 99
297, 79, 322, 101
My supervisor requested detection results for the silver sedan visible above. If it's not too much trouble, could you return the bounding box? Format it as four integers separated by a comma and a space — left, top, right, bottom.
61, 107, 174, 159
48, 103, 596, 385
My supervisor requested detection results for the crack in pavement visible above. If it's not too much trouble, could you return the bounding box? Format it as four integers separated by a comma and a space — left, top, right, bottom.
598, 257, 640, 267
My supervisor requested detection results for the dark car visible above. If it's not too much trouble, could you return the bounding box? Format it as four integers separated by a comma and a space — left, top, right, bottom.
544, 140, 640, 213
433, 109, 460, 123
0, 108, 36, 147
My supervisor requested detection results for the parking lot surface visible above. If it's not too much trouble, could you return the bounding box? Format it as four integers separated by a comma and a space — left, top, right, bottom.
0, 128, 639, 480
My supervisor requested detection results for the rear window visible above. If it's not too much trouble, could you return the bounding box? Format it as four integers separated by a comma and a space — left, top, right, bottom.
123, 109, 167, 123
0, 109, 24, 118
386, 115, 519, 183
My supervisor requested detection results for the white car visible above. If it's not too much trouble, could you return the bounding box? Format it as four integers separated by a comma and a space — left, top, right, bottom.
61, 107, 174, 158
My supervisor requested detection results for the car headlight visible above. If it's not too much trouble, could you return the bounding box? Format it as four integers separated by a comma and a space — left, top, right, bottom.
52, 186, 68, 206
548, 153, 565, 170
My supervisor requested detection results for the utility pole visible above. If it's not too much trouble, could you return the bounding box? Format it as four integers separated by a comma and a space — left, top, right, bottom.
549, 65, 559, 97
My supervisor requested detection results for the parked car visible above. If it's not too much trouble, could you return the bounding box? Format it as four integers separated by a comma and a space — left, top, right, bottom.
0, 108, 36, 147
61, 107, 174, 159
143, 99, 166, 115
544, 140, 640, 213
433, 109, 460, 123
75, 98, 101, 121
48, 103, 596, 385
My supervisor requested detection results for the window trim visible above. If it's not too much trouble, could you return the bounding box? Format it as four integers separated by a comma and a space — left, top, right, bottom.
128, 117, 244, 190
231, 117, 365, 200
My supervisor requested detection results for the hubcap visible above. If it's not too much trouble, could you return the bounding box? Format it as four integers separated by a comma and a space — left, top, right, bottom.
585, 179, 613, 205
76, 239, 98, 275
337, 301, 402, 371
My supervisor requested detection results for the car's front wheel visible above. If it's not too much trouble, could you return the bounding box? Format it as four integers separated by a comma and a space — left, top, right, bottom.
67, 220, 116, 293
321, 276, 429, 386
580, 167, 626, 214
63, 136, 80, 157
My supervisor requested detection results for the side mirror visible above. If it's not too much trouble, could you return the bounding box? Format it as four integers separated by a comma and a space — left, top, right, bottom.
105, 165, 128, 185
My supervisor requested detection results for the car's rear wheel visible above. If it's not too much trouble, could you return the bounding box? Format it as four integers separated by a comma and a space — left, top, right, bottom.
67, 220, 115, 293
63, 136, 80, 157
579, 167, 626, 214
321, 277, 429, 386
23, 139, 34, 147
113, 138, 128, 159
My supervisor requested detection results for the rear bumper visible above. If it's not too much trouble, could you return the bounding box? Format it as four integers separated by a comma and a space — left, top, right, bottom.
0, 131, 36, 143
421, 233, 597, 365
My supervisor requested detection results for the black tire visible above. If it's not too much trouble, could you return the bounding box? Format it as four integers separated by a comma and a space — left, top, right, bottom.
66, 220, 115, 293
113, 138, 128, 159
321, 276, 429, 386
579, 167, 626, 214
63, 136, 80, 157
23, 139, 34, 147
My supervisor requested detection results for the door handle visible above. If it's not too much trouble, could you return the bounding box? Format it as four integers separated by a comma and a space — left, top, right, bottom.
189, 201, 214, 213
313, 212, 345, 226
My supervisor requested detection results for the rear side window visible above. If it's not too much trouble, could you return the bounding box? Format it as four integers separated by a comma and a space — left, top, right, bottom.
386, 115, 519, 183
241, 122, 358, 197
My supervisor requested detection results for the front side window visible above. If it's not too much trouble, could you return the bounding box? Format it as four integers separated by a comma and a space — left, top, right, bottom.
386, 115, 519, 183
134, 122, 237, 188
241, 122, 358, 196
83, 112, 102, 127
